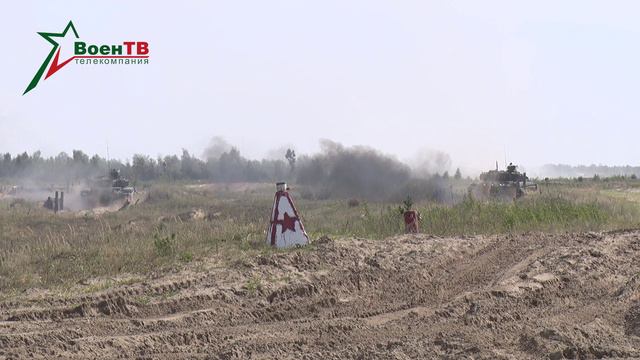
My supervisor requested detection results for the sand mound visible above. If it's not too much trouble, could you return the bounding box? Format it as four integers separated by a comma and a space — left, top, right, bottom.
1, 230, 639, 358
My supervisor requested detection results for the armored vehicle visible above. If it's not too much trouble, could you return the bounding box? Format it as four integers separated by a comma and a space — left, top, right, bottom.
468, 163, 537, 201
80, 169, 134, 207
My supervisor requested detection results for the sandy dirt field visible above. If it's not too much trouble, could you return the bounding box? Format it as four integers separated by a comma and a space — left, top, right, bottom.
1, 230, 640, 359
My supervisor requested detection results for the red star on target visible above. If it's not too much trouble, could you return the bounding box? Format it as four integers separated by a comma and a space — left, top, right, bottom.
281, 213, 297, 233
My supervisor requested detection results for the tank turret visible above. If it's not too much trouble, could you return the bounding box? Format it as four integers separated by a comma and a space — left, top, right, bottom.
80, 169, 135, 207
469, 163, 537, 200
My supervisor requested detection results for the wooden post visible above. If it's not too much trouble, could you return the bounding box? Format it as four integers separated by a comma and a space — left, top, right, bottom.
54, 191, 59, 213
60, 191, 64, 211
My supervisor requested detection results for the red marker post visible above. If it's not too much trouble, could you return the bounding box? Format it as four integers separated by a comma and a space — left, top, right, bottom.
403, 210, 420, 234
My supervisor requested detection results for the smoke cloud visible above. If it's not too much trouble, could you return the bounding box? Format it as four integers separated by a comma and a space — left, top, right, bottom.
202, 136, 232, 160
295, 139, 412, 201
408, 148, 452, 177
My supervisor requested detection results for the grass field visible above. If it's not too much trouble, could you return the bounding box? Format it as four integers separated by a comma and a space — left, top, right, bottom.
1, 180, 640, 292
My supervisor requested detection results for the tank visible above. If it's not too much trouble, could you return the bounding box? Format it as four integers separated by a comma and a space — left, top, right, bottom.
80, 169, 135, 207
468, 162, 537, 201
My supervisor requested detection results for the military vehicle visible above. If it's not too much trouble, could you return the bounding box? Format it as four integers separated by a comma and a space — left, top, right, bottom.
80, 169, 135, 207
468, 162, 537, 201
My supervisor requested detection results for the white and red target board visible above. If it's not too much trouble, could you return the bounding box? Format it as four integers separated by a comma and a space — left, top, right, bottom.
267, 182, 309, 248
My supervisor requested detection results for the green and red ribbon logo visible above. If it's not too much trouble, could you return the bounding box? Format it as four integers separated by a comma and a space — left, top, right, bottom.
24, 21, 150, 95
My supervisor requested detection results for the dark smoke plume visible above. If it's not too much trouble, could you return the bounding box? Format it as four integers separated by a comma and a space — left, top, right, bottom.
202, 136, 232, 160
295, 140, 411, 201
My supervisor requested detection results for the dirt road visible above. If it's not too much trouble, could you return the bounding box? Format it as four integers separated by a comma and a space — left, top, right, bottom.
1, 231, 640, 359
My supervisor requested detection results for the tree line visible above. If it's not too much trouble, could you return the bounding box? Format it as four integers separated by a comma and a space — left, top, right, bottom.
539, 164, 640, 178
0, 149, 286, 184
0, 143, 463, 202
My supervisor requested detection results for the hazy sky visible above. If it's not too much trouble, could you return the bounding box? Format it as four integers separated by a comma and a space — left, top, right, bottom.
1, 1, 639, 172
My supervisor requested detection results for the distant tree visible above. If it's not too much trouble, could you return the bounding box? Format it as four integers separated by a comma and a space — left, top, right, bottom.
217, 148, 244, 182
180, 149, 206, 180
72, 150, 89, 164
89, 154, 106, 170
132, 154, 155, 181
15, 152, 30, 169
244, 160, 266, 182
55, 152, 70, 164
454, 168, 461, 180
163, 155, 181, 181
442, 171, 449, 179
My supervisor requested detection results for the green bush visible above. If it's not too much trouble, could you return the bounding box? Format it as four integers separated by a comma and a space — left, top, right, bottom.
153, 232, 175, 257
